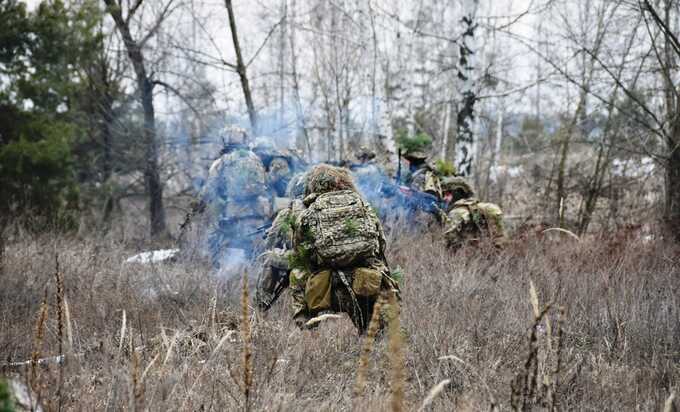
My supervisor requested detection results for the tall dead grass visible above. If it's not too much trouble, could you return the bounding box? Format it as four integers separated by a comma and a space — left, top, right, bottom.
0, 228, 678, 410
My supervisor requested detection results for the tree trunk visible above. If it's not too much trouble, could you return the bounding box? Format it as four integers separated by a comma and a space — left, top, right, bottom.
140, 77, 166, 236
454, 0, 478, 177
225, 0, 258, 135
104, 0, 166, 237
440, 101, 451, 160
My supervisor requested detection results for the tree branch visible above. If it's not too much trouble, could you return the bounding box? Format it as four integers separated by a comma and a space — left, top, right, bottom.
139, 0, 178, 49
152, 80, 201, 118
640, 0, 680, 58
246, 16, 286, 68
125, 0, 144, 24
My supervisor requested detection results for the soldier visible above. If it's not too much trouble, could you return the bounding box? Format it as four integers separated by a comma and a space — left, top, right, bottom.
349, 146, 386, 208
199, 129, 271, 265
402, 150, 442, 198
254, 171, 308, 311
288, 164, 398, 333
440, 176, 506, 249
251, 138, 301, 197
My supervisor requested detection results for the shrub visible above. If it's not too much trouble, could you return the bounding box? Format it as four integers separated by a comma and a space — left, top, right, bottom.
435, 159, 457, 176
0, 124, 79, 229
396, 129, 432, 154
0, 379, 13, 412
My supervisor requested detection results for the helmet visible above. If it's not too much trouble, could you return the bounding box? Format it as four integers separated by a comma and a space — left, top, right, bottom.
222, 125, 248, 145
402, 150, 428, 162
355, 146, 376, 162
440, 176, 474, 200
251, 137, 276, 154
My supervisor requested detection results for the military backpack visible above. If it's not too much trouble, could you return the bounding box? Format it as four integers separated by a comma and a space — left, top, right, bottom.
298, 190, 381, 268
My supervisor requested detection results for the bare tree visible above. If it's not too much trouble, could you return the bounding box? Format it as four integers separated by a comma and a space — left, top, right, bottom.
103, 0, 177, 237
639, 0, 680, 240
225, 0, 258, 135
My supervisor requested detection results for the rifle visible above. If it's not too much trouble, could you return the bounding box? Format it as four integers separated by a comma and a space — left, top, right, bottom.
379, 181, 444, 216
177, 199, 206, 244
258, 271, 289, 311
245, 221, 273, 237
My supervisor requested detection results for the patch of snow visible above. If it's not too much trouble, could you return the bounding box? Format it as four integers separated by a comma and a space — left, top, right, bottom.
125, 249, 180, 264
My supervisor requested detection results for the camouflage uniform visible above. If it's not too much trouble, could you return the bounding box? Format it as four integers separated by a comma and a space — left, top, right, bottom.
440, 176, 506, 248
201, 145, 270, 264
401, 150, 442, 201
289, 164, 397, 333
349, 147, 386, 211
254, 172, 308, 311
252, 138, 298, 197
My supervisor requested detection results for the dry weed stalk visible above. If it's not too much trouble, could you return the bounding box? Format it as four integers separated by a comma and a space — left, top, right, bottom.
418, 379, 451, 411
54, 255, 65, 411
511, 281, 565, 412
180, 332, 233, 410
63, 298, 73, 351
131, 343, 144, 412
241, 271, 254, 411
354, 294, 385, 397
118, 309, 127, 356
30, 293, 49, 392
387, 291, 405, 412
664, 392, 676, 412
546, 306, 565, 410
437, 355, 497, 410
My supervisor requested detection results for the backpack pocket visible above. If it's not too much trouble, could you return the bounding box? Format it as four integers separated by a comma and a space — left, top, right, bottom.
352, 267, 382, 297
305, 270, 332, 311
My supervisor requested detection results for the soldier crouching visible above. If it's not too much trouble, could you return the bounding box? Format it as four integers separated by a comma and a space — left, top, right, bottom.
439, 176, 507, 249
288, 164, 399, 334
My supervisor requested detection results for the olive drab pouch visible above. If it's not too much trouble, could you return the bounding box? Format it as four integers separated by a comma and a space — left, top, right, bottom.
423, 170, 442, 198
304, 270, 332, 311
298, 190, 381, 268
352, 267, 383, 297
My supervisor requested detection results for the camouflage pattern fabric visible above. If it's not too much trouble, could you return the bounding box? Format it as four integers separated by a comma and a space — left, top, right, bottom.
288, 261, 396, 333
297, 190, 382, 269
410, 168, 442, 198
255, 200, 305, 310
267, 156, 292, 196
304, 164, 357, 197
286, 171, 308, 199
202, 149, 268, 202
444, 198, 506, 248
286, 164, 396, 333
199, 149, 271, 262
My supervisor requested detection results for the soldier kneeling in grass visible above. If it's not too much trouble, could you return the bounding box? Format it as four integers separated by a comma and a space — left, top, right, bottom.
288, 164, 399, 334
440, 176, 507, 249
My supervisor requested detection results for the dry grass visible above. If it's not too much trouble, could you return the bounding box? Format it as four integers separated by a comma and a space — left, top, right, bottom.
0, 226, 679, 410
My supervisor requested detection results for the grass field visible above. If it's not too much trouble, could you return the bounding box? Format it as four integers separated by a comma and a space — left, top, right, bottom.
1, 226, 678, 410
